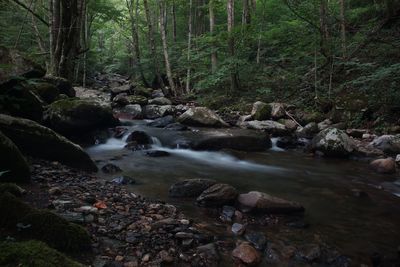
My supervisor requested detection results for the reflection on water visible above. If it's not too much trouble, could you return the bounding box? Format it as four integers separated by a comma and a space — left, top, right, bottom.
86, 121, 400, 265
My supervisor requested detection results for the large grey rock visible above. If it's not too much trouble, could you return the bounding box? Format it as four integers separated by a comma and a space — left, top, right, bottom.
0, 114, 97, 172
169, 179, 217, 198
178, 107, 229, 127
240, 120, 288, 136
144, 105, 174, 119
43, 76, 75, 97
148, 97, 172, 105
311, 128, 355, 157
196, 183, 238, 207
251, 101, 271, 121
237, 191, 304, 214
269, 102, 286, 119
0, 131, 30, 183
296, 122, 319, 139
370, 135, 400, 154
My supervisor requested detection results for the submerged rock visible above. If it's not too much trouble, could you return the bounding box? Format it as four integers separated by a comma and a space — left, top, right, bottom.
370, 158, 396, 174
178, 107, 229, 127
145, 150, 170, 157
311, 128, 355, 157
0, 114, 97, 172
126, 131, 153, 145
245, 232, 267, 250
169, 179, 217, 198
196, 183, 238, 207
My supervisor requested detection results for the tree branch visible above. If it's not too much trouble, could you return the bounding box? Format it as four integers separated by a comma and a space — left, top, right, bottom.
10, 0, 49, 27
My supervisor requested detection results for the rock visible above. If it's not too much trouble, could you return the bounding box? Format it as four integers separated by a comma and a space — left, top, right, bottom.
232, 243, 261, 266
297, 244, 321, 262
145, 150, 170, 157
126, 95, 148, 105
370, 158, 396, 174
270, 102, 286, 119
241, 120, 288, 136
281, 119, 298, 132
178, 107, 229, 127
196, 183, 238, 207
231, 223, 246, 236
296, 122, 319, 139
396, 155, 400, 166
151, 89, 164, 98
115, 104, 142, 120
147, 115, 174, 128
0, 78, 44, 122
251, 101, 271, 121
48, 187, 62, 195
112, 93, 129, 107
101, 163, 122, 174
169, 179, 217, 198
159, 250, 174, 263
237, 191, 304, 214
194, 134, 271, 152
143, 105, 174, 119
44, 99, 118, 136
164, 123, 187, 131
148, 97, 172, 105
43, 76, 75, 97
126, 131, 153, 145
318, 119, 332, 131
346, 129, 368, 138
370, 135, 400, 154
111, 176, 136, 185
276, 136, 298, 149
0, 131, 30, 183
0, 114, 97, 172
134, 87, 152, 97
244, 232, 267, 250
175, 232, 194, 239
196, 243, 220, 263
0, 46, 45, 82
311, 128, 355, 157
110, 84, 132, 96
28, 80, 60, 104
221, 205, 236, 222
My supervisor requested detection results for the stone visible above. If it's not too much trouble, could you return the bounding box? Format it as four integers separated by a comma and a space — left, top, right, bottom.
175, 232, 194, 239
126, 131, 153, 145
147, 115, 174, 128
48, 187, 62, 195
269, 102, 286, 119
196, 183, 238, 207
43, 76, 75, 97
251, 101, 271, 121
296, 122, 319, 139
346, 129, 368, 138
134, 87, 152, 97
221, 205, 236, 222
396, 154, 400, 166
0, 114, 97, 172
178, 107, 229, 127
115, 104, 142, 120
237, 191, 304, 214
232, 243, 261, 266
311, 128, 355, 157
101, 163, 122, 174
370, 135, 400, 155
282, 119, 298, 132
127, 95, 148, 105
164, 122, 187, 131
28, 80, 60, 104
231, 223, 246, 236
0, 130, 30, 183
151, 89, 164, 98
111, 176, 136, 185
143, 105, 174, 119
244, 232, 267, 250
148, 97, 172, 105
318, 119, 332, 131
110, 84, 132, 96
370, 158, 396, 174
240, 120, 288, 136
169, 179, 217, 198
44, 99, 118, 136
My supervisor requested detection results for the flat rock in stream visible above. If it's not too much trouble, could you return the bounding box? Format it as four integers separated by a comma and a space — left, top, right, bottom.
169, 179, 217, 198
178, 107, 229, 127
196, 183, 238, 207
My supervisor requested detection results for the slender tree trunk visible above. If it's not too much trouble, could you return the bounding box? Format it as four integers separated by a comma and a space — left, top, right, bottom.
172, 1, 177, 42
242, 0, 251, 25
83, 0, 88, 87
143, 0, 165, 90
227, 0, 239, 93
319, 0, 330, 60
186, 0, 193, 93
209, 0, 217, 73
159, 0, 176, 96
339, 0, 347, 59
256, 34, 262, 64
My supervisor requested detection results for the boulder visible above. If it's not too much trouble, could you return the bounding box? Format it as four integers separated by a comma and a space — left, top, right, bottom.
126, 130, 153, 145
148, 97, 172, 105
178, 107, 229, 127
144, 105, 174, 119
281, 119, 298, 132
194, 135, 271, 152
110, 83, 132, 97
112, 93, 129, 107
251, 101, 271, 121
346, 129, 368, 139
241, 120, 288, 136
0, 131, 30, 183
44, 99, 118, 136
0, 46, 45, 82
196, 183, 238, 207
0, 78, 44, 122
28, 80, 60, 103
296, 122, 319, 139
0, 114, 97, 172
147, 115, 175, 128
151, 89, 164, 98
127, 95, 148, 105
370, 158, 396, 174
134, 87, 153, 97
370, 135, 400, 155
270, 102, 286, 119
311, 128, 355, 157
237, 191, 304, 214
114, 104, 142, 120
43, 76, 75, 97
318, 119, 332, 131
232, 243, 261, 266
169, 179, 217, 198
164, 122, 187, 131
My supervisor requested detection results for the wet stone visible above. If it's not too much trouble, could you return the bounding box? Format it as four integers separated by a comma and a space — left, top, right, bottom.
245, 232, 267, 250
220, 205, 235, 222
231, 223, 246, 236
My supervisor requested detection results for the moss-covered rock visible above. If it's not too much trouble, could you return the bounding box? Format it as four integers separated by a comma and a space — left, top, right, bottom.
251, 101, 272, 121
0, 77, 44, 122
0, 114, 97, 172
0, 131, 30, 183
44, 98, 119, 136
134, 86, 153, 97
0, 240, 83, 267
43, 76, 76, 97
0, 193, 91, 252
27, 80, 60, 104
127, 95, 148, 105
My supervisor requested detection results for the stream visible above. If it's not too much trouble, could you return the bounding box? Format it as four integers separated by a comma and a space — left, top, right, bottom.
86, 120, 400, 265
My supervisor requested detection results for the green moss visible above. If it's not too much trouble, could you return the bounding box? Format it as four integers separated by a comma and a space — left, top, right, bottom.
253, 104, 272, 121
0, 240, 83, 267
0, 183, 25, 197
134, 87, 152, 97
127, 95, 148, 105
0, 193, 91, 252
27, 80, 60, 104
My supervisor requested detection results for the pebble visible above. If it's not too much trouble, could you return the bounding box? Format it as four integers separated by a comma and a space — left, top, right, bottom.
231, 223, 246, 236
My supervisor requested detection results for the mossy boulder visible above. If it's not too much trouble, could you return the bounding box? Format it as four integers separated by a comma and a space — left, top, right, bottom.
251, 101, 272, 121
44, 98, 119, 136
0, 131, 30, 183
0, 77, 44, 122
311, 128, 355, 157
127, 95, 148, 105
0, 240, 83, 267
0, 114, 97, 172
178, 107, 229, 127
27, 79, 60, 104
134, 86, 153, 97
0, 193, 91, 252
43, 76, 76, 97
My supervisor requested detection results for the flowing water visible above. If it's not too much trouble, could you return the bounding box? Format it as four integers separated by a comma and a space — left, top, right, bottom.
86, 120, 400, 265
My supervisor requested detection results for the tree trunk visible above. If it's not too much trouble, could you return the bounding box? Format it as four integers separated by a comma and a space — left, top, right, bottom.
319, 0, 330, 60
172, 1, 177, 42
227, 0, 239, 93
339, 0, 346, 59
186, 0, 193, 93
159, 0, 176, 96
242, 0, 251, 25
209, 0, 217, 73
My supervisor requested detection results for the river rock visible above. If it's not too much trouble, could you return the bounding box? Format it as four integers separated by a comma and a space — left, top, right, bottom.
101, 163, 122, 174
370, 158, 396, 174
281, 119, 298, 132
148, 97, 172, 105
126, 131, 153, 145
110, 83, 132, 97
164, 122, 187, 131
296, 122, 319, 139
196, 183, 238, 207
237, 191, 304, 214
0, 130, 30, 183
251, 101, 271, 121
43, 76, 75, 97
115, 104, 142, 120
44, 99, 118, 136
311, 128, 355, 157
270, 102, 286, 119
245, 232, 267, 250
169, 179, 217, 198
370, 135, 400, 154
241, 120, 288, 136
346, 129, 368, 138
134, 87, 152, 97
151, 89, 164, 98
318, 119, 332, 131
144, 105, 174, 119
28, 80, 60, 104
231, 223, 246, 235
111, 93, 129, 107
147, 115, 174, 128
194, 134, 271, 152
232, 243, 261, 266
127, 95, 148, 105
396, 155, 400, 166
0, 114, 97, 172
178, 107, 229, 127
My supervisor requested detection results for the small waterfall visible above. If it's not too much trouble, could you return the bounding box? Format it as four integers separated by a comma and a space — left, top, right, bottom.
270, 138, 285, 152
151, 137, 162, 146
